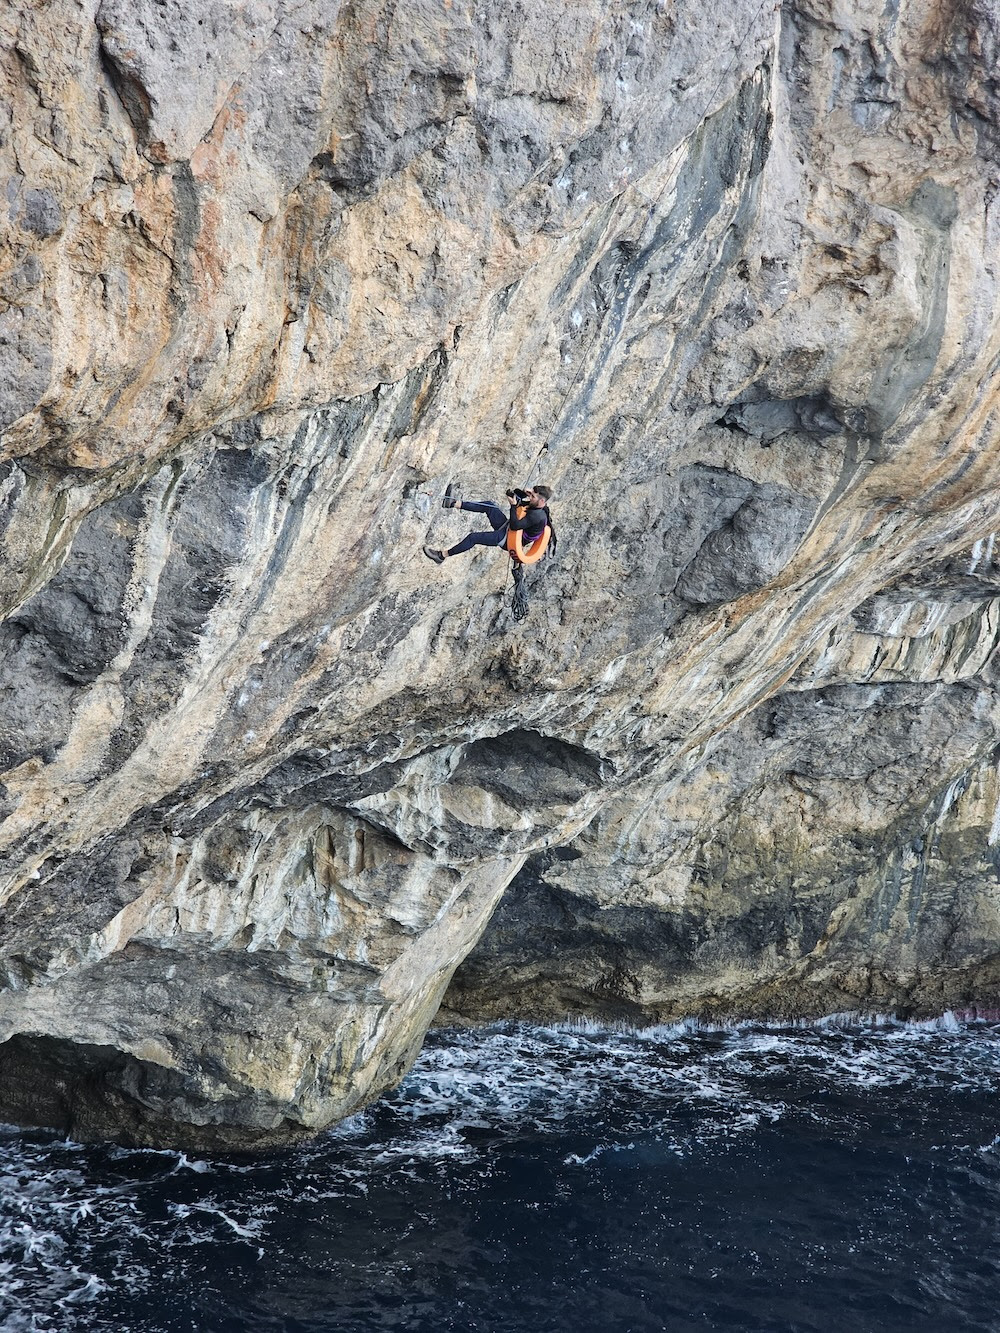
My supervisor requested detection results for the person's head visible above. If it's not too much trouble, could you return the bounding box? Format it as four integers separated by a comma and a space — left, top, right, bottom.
526, 484, 552, 507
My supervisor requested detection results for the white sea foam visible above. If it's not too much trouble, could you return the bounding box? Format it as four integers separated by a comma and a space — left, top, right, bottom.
0, 1132, 271, 1332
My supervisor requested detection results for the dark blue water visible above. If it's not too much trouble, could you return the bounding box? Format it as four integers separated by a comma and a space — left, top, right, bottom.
3, 1015, 1000, 1333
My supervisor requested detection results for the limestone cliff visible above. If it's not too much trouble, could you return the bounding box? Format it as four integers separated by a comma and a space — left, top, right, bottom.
1, 0, 1000, 1148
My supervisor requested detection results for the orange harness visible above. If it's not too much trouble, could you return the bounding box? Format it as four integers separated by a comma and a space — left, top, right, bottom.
506, 504, 551, 566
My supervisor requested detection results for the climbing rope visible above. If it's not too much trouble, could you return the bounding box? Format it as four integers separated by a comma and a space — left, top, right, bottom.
498, 544, 533, 623
456, 0, 778, 626
520, 0, 779, 488
510, 563, 530, 623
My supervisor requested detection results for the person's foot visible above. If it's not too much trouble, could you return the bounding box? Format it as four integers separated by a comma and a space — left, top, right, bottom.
422, 546, 445, 563
442, 496, 461, 509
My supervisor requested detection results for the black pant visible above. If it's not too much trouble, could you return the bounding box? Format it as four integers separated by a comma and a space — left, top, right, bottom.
447, 501, 509, 556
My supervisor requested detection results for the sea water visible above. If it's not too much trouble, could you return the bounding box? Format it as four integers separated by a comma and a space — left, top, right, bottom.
3, 1015, 1000, 1332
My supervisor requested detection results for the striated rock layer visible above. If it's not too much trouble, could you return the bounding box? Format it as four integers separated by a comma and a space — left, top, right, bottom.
1, 0, 1000, 1146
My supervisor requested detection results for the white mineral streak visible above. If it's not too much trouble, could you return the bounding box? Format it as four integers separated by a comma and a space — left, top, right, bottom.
1, 0, 1000, 1146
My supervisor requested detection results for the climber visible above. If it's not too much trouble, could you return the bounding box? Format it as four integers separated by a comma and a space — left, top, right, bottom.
423, 485, 554, 563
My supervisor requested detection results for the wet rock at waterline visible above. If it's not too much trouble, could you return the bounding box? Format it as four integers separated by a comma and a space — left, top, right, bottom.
2, 0, 1000, 1147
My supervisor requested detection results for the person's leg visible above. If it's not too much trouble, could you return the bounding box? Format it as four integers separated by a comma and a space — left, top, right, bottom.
424, 499, 509, 562
455, 500, 508, 530
446, 528, 507, 556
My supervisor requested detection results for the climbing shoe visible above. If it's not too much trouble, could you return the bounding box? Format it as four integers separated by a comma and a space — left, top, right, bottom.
442, 496, 461, 509
423, 546, 445, 563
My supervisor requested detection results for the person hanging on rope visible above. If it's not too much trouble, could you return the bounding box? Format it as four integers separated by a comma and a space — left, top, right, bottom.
422, 485, 555, 563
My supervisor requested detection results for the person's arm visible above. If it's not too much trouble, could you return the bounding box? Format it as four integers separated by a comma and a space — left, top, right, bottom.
508, 505, 546, 534
506, 487, 528, 528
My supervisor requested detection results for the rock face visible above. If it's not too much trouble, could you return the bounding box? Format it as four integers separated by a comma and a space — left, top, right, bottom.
1, 0, 1000, 1147
445, 619, 1000, 1025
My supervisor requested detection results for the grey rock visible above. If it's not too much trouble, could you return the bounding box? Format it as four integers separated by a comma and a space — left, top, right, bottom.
676, 477, 817, 605
18, 188, 63, 238
96, 0, 282, 158
0, 304, 51, 435
718, 394, 846, 443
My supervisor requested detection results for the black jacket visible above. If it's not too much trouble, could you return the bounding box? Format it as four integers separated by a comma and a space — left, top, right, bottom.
507, 503, 548, 540
507, 501, 557, 554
